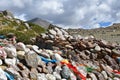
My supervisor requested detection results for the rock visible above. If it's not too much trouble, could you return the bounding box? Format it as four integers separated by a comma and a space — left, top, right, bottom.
101, 71, 108, 79
104, 55, 119, 69
17, 62, 27, 70
0, 47, 7, 59
31, 68, 38, 73
16, 42, 26, 51
38, 59, 45, 67
88, 73, 97, 80
85, 50, 91, 55
60, 29, 68, 35
113, 77, 120, 80
29, 72, 37, 80
78, 42, 87, 50
46, 50, 54, 56
17, 51, 25, 59
5, 67, 21, 79
87, 42, 95, 48
105, 48, 111, 53
86, 78, 92, 80
65, 45, 73, 49
92, 71, 105, 80
73, 34, 83, 40
46, 62, 53, 74
25, 53, 39, 68
3, 10, 14, 18
54, 53, 63, 61
62, 79, 67, 80
77, 66, 87, 77
105, 70, 113, 78
53, 72, 61, 80
0, 68, 7, 80
45, 40, 54, 49
105, 65, 113, 72
37, 67, 42, 73
46, 74, 56, 80
37, 73, 47, 80
31, 45, 41, 54
41, 33, 47, 38
49, 29, 57, 36
112, 49, 120, 56
38, 50, 50, 58
0, 59, 3, 65
15, 20, 21, 24
60, 65, 71, 79
90, 53, 97, 59
59, 35, 66, 40
4, 44, 17, 58
69, 72, 77, 80
42, 66, 49, 74
24, 48, 30, 53
54, 65, 62, 73
79, 52, 90, 60
54, 27, 63, 36
47, 34, 53, 39
108, 77, 113, 80
99, 40, 108, 47
4, 58, 16, 65
94, 45, 101, 51
24, 23, 30, 29
22, 77, 30, 80
19, 70, 29, 78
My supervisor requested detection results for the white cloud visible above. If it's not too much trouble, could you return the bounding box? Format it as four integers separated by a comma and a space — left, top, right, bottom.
92, 23, 101, 28
37, 0, 64, 15
12, 0, 25, 8
15, 14, 26, 21
0, 0, 120, 29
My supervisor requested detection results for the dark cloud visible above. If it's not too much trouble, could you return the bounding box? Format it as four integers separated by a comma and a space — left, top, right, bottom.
0, 0, 120, 29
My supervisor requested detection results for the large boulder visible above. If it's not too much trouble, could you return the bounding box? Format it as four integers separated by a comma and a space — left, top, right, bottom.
4, 44, 17, 58
25, 53, 39, 68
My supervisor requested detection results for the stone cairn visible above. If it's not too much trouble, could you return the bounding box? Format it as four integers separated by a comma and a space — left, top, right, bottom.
0, 26, 120, 80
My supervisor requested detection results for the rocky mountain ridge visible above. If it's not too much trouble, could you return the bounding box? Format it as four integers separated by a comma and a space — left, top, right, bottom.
67, 23, 120, 44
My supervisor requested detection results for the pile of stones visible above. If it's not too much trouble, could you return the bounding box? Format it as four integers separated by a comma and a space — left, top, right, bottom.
0, 26, 120, 80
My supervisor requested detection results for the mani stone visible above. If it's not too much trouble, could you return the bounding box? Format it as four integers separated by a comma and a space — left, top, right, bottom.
94, 45, 101, 51
25, 53, 39, 68
112, 49, 120, 56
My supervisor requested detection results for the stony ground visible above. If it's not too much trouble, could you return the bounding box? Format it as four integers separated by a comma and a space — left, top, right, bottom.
0, 26, 120, 80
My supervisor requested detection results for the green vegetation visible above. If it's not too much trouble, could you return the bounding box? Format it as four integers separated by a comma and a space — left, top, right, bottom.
0, 16, 46, 44
28, 23, 46, 33
0, 13, 3, 17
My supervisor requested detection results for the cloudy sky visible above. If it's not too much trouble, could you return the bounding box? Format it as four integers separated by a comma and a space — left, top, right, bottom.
0, 0, 120, 29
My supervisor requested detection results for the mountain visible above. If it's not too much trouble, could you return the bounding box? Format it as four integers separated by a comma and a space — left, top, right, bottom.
27, 18, 51, 29
67, 23, 120, 44
0, 10, 45, 44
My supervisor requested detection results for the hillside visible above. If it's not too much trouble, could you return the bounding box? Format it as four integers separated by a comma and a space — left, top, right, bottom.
67, 23, 120, 44
0, 10, 120, 80
0, 10, 45, 44
1, 10, 120, 44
